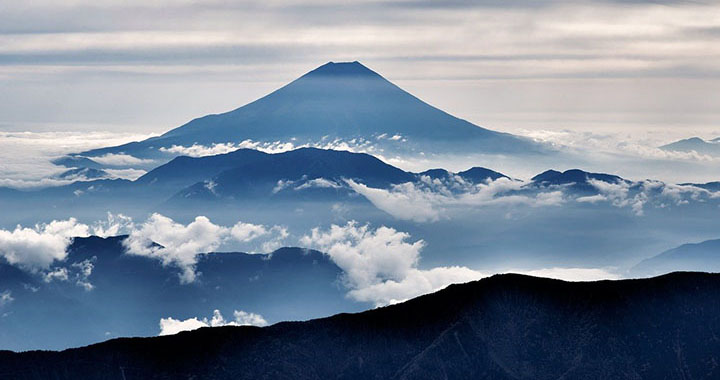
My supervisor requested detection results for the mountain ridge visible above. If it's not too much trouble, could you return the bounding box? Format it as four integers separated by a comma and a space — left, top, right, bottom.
2, 272, 720, 379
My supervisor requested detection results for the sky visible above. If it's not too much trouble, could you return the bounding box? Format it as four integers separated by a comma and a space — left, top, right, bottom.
1, 0, 720, 184
1, 0, 719, 136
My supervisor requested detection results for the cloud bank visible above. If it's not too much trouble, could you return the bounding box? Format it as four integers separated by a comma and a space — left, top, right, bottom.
159, 309, 268, 336
123, 214, 287, 283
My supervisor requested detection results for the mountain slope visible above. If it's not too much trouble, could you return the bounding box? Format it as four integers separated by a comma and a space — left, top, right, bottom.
79, 61, 543, 159
0, 236, 358, 352
632, 239, 720, 276
170, 147, 416, 201
3, 272, 720, 379
660, 137, 720, 156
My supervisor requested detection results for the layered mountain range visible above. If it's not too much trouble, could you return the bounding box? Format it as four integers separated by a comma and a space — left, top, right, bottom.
2, 272, 720, 379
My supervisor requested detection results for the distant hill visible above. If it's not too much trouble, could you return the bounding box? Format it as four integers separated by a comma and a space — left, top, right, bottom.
632, 239, 720, 276
2, 272, 720, 379
660, 137, 720, 156
78, 61, 544, 159
170, 147, 416, 201
0, 236, 358, 352
418, 167, 509, 183
530, 169, 625, 193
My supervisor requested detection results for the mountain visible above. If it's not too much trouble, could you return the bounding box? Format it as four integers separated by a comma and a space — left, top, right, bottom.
135, 148, 270, 190
0, 236, 359, 351
457, 167, 509, 183
418, 167, 508, 183
660, 137, 720, 156
52, 156, 104, 169
170, 147, 416, 201
632, 239, 720, 276
2, 272, 720, 379
56, 167, 109, 181
78, 61, 543, 160
682, 181, 720, 192
530, 169, 625, 193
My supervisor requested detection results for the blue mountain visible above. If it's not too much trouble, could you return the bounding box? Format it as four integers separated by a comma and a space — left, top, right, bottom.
170, 147, 416, 201
660, 137, 720, 156
530, 169, 625, 193
631, 238, 720, 276
4, 273, 720, 379
79, 61, 543, 159
0, 236, 359, 351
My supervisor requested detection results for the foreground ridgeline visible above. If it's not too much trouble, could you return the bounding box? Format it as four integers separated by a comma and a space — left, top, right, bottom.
2, 272, 719, 379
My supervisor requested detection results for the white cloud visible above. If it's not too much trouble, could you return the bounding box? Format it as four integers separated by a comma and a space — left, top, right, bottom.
0, 290, 13, 306
123, 214, 287, 283
43, 267, 69, 282
90, 153, 154, 166
0, 218, 89, 270
300, 221, 485, 306
348, 266, 486, 306
0, 130, 156, 189
103, 168, 147, 180
92, 212, 134, 238
347, 177, 564, 223
158, 316, 207, 336
158, 137, 385, 158
123, 214, 228, 283
159, 309, 267, 336
233, 310, 269, 327
346, 180, 442, 222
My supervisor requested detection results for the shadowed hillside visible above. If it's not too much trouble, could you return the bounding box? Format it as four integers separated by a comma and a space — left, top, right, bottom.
2, 272, 719, 379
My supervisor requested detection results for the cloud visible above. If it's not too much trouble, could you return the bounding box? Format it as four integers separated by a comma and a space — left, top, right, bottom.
123, 214, 287, 283
233, 310, 269, 327
0, 218, 89, 270
346, 180, 442, 222
43, 267, 69, 282
103, 168, 147, 180
123, 214, 229, 283
0, 290, 13, 306
92, 212, 134, 238
90, 153, 154, 166
158, 316, 207, 336
300, 221, 486, 306
42, 257, 96, 290
159, 309, 267, 336
0, 130, 157, 189
348, 266, 486, 306
158, 137, 389, 159
346, 177, 564, 223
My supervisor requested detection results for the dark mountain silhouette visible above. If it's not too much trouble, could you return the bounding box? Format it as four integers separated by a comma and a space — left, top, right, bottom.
78, 61, 543, 159
2, 272, 720, 379
632, 239, 720, 276
457, 167, 509, 183
418, 167, 508, 183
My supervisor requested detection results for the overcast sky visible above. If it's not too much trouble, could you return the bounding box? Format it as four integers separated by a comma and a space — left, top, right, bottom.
1, 0, 719, 139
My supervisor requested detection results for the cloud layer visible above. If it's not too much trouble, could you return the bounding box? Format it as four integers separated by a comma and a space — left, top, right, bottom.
159, 309, 268, 336
123, 214, 287, 283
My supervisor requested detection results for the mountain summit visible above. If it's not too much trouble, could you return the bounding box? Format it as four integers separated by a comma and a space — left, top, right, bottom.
80, 61, 543, 159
